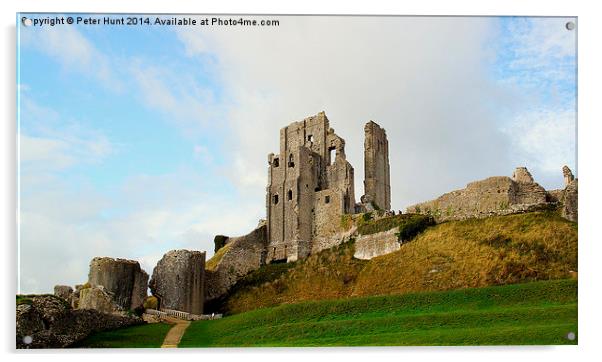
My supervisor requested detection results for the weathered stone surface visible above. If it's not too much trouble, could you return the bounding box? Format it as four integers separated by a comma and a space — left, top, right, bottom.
354, 228, 400, 260
563, 165, 575, 187
363, 121, 391, 211
16, 295, 142, 349
406, 168, 549, 222
149, 250, 205, 315
78, 286, 119, 314
266, 112, 356, 263
53, 285, 73, 301
512, 167, 535, 183
88, 257, 149, 311
205, 225, 267, 302
562, 179, 578, 222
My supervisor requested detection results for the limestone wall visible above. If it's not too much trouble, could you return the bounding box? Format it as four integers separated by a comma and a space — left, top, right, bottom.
562, 179, 578, 222
149, 250, 205, 315
353, 228, 400, 260
265, 112, 357, 264
363, 121, 391, 210
406, 169, 549, 222
205, 224, 267, 302
87, 257, 149, 311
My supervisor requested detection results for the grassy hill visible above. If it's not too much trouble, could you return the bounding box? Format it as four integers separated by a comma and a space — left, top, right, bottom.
181, 279, 577, 347
218, 211, 577, 314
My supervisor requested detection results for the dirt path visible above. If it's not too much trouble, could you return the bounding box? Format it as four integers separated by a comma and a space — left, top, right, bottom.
160, 317, 191, 348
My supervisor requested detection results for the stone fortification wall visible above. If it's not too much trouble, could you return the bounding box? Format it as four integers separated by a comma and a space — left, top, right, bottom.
406, 168, 549, 222
149, 250, 205, 315
353, 228, 400, 260
205, 224, 267, 302
16, 295, 142, 349
362, 121, 391, 210
88, 257, 149, 311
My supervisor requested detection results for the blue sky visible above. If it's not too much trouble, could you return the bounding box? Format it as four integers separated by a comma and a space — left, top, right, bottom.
17, 15, 576, 293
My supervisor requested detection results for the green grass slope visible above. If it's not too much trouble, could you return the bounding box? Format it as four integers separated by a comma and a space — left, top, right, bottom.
73, 323, 172, 348
181, 279, 577, 347
221, 211, 577, 314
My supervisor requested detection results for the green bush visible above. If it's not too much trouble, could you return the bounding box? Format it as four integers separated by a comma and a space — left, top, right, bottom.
143, 296, 158, 310
357, 213, 435, 241
396, 214, 436, 241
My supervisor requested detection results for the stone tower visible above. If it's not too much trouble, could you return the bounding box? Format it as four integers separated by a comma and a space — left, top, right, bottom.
362, 121, 391, 210
266, 112, 355, 263
562, 165, 575, 187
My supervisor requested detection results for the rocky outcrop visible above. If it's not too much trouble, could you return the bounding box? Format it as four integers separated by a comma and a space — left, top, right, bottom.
78, 286, 119, 314
149, 250, 205, 315
16, 295, 142, 349
205, 224, 267, 303
88, 257, 149, 311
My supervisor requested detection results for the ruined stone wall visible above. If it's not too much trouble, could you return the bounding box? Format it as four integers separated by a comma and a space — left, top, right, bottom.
353, 228, 401, 260
149, 250, 205, 315
17, 295, 142, 349
562, 179, 578, 222
363, 121, 391, 210
87, 257, 148, 311
205, 224, 267, 302
265, 112, 356, 264
406, 168, 549, 222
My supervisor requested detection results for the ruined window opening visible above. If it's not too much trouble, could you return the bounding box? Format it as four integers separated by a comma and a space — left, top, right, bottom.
314, 187, 321, 192
273, 194, 279, 204
308, 135, 314, 143
273, 247, 276, 255
288, 154, 295, 168
328, 147, 336, 165
325, 195, 330, 204
273, 158, 279, 167
287, 190, 293, 200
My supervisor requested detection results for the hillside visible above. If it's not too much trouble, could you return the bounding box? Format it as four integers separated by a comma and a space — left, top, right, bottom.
181, 279, 577, 347
216, 211, 577, 315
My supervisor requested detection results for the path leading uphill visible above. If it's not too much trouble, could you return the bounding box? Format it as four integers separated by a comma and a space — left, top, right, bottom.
160, 317, 191, 348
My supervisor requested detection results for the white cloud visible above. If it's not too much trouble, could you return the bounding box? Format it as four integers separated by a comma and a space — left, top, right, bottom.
19, 98, 114, 178
127, 59, 224, 136
20, 24, 120, 91
178, 17, 516, 207
503, 108, 576, 174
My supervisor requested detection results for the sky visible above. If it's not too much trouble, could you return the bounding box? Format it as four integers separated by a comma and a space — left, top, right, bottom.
17, 15, 577, 294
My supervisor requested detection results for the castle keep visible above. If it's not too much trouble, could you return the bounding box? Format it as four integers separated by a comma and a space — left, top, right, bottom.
266, 112, 390, 263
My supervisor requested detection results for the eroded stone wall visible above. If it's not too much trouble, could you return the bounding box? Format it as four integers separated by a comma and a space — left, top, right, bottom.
205, 224, 267, 302
353, 228, 400, 260
363, 121, 391, 211
562, 179, 578, 222
265, 112, 356, 263
406, 168, 549, 222
149, 250, 205, 315
87, 257, 149, 311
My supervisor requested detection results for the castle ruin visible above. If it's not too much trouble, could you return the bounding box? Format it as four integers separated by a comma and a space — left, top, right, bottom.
362, 121, 391, 211
265, 112, 390, 263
